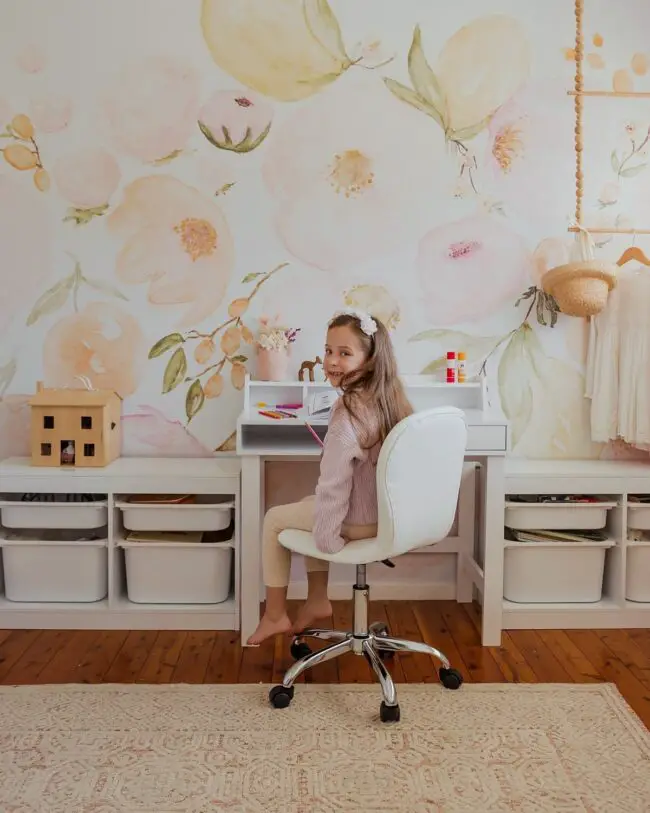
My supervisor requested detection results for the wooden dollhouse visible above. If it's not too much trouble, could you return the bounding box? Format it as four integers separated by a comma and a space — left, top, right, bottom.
29, 382, 122, 467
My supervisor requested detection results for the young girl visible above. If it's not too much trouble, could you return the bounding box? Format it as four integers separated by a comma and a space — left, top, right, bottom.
247, 309, 413, 646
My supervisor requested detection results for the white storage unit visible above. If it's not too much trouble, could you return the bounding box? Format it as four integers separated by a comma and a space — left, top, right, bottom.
0, 457, 241, 630
503, 460, 650, 631
117, 496, 232, 532
626, 542, 650, 603
503, 540, 613, 603
119, 538, 233, 604
1, 534, 108, 602
504, 499, 616, 530
0, 495, 108, 529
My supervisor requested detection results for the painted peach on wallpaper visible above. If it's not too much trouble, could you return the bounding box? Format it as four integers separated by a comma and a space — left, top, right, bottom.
108, 175, 235, 327
102, 56, 200, 163
54, 147, 121, 225
0, 174, 53, 335
43, 302, 144, 397
201, 0, 352, 102
147, 262, 289, 424
262, 75, 454, 272
416, 214, 533, 325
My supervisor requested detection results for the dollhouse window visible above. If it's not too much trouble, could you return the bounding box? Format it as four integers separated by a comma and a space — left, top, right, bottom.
43, 415, 54, 429
81, 416, 92, 429
41, 443, 52, 456
84, 443, 95, 457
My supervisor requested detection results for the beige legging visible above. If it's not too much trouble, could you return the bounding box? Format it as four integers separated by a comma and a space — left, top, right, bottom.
263, 495, 378, 588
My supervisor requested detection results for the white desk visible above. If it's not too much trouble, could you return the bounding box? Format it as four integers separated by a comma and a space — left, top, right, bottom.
237, 375, 508, 646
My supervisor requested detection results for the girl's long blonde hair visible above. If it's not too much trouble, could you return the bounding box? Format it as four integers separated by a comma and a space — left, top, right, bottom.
328, 312, 413, 449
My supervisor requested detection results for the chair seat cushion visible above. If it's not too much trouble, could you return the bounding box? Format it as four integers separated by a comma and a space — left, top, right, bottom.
278, 529, 384, 565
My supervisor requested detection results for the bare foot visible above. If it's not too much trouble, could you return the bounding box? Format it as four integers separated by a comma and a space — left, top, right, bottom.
292, 598, 333, 634
246, 613, 292, 646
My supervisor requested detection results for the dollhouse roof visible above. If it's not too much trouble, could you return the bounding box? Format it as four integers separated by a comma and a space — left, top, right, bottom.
29, 388, 122, 408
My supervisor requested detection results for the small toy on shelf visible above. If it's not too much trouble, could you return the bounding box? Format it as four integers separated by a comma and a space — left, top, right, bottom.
29, 379, 122, 467
298, 356, 322, 382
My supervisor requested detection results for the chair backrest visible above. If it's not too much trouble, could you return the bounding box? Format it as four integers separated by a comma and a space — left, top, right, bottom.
374, 407, 468, 557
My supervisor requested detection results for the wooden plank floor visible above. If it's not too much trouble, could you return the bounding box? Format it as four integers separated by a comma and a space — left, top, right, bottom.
1, 600, 649, 728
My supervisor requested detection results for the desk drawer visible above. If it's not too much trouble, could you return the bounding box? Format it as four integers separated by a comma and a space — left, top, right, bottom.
467, 425, 507, 452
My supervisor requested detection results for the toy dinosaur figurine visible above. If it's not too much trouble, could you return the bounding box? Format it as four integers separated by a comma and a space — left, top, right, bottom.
298, 356, 322, 382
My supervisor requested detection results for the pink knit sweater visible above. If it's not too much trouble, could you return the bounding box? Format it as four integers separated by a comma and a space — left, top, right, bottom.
313, 398, 379, 554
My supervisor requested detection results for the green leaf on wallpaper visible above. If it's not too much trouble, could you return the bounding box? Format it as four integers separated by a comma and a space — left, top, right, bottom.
449, 115, 492, 142
303, 0, 350, 65
198, 121, 272, 154
26, 276, 74, 327
497, 326, 543, 448
215, 182, 236, 196
619, 163, 647, 178
185, 379, 205, 422
407, 25, 446, 122
383, 78, 444, 127
230, 354, 248, 363
162, 347, 188, 394
0, 359, 17, 397
241, 272, 264, 284
152, 149, 183, 166
611, 151, 620, 173
149, 333, 185, 359
82, 276, 128, 301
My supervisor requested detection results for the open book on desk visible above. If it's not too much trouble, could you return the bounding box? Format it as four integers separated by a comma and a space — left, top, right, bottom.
307, 389, 338, 418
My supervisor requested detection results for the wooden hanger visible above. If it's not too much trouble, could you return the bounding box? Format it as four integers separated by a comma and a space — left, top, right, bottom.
617, 245, 650, 267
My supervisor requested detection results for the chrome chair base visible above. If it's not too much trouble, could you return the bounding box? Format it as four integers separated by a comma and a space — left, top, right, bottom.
268, 566, 464, 722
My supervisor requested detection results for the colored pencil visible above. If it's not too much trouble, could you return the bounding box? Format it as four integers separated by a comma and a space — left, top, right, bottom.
304, 421, 324, 447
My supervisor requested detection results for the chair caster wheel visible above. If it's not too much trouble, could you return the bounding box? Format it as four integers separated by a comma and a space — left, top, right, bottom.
290, 640, 312, 660
380, 702, 401, 723
370, 623, 394, 661
269, 685, 294, 708
439, 667, 463, 690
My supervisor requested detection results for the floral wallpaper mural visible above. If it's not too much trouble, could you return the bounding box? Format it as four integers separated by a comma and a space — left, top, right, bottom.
1, 0, 649, 463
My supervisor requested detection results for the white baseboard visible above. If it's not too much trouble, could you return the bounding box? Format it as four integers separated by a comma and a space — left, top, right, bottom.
287, 581, 457, 601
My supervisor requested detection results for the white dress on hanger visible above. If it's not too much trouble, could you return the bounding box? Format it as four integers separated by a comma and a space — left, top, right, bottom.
585, 266, 650, 446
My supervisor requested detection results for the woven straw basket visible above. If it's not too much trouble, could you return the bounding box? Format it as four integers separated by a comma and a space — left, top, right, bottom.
542, 260, 617, 317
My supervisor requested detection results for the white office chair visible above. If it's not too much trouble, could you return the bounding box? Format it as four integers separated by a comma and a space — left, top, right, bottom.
269, 406, 468, 722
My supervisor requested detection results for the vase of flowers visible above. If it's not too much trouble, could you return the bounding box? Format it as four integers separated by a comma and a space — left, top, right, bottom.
255, 317, 300, 381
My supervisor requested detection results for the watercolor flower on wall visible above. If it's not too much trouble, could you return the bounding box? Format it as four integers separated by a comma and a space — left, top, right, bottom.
55, 147, 121, 226
262, 76, 454, 272
485, 82, 574, 224
122, 405, 214, 457
385, 16, 529, 191
28, 93, 73, 133
0, 395, 31, 461
0, 174, 53, 336
201, 0, 352, 102
107, 175, 234, 327
102, 56, 200, 164
416, 214, 533, 325
198, 90, 273, 154
43, 302, 144, 397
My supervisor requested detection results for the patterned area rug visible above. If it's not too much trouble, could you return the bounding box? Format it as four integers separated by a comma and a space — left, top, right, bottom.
0, 682, 648, 812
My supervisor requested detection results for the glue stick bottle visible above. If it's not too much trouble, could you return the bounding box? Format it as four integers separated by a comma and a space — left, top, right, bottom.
457, 351, 466, 383
446, 351, 456, 383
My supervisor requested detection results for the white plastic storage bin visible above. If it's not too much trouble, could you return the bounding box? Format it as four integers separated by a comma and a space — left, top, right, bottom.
119, 539, 233, 603
505, 499, 616, 530
503, 540, 613, 603
117, 496, 233, 533
0, 495, 108, 529
627, 501, 650, 531
625, 542, 650, 602
0, 532, 108, 602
